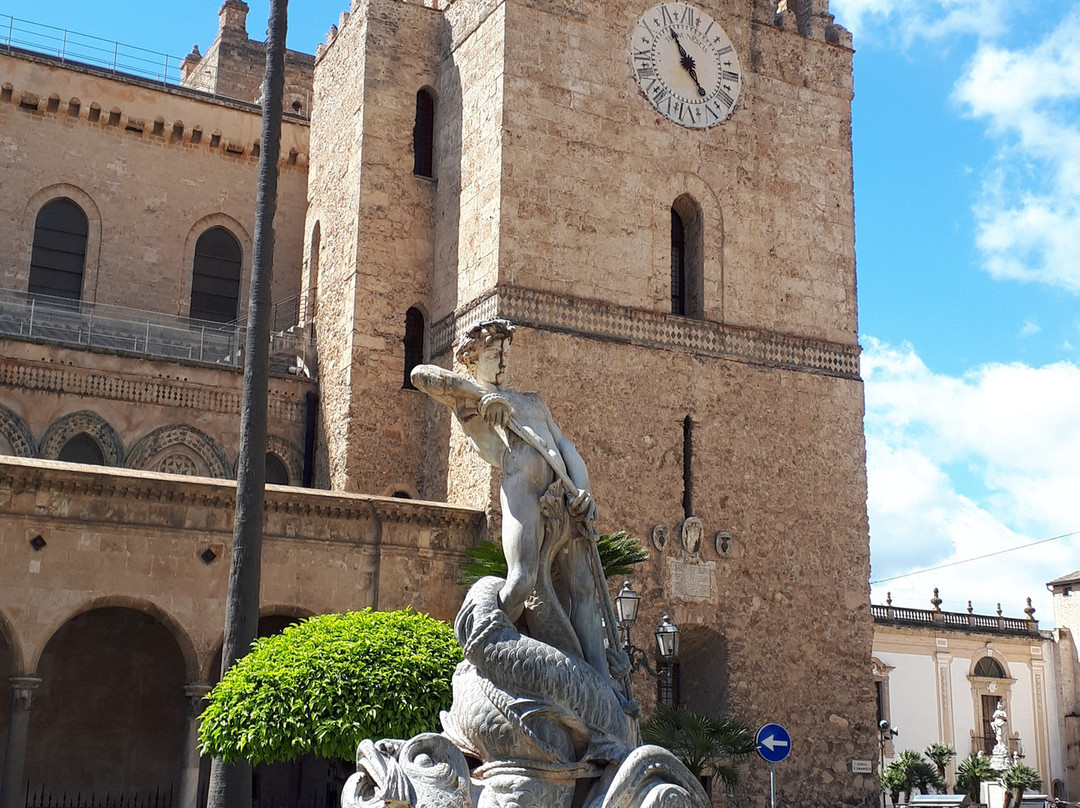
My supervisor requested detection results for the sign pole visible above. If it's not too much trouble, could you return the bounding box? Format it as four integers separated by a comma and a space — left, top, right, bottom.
755, 723, 791, 808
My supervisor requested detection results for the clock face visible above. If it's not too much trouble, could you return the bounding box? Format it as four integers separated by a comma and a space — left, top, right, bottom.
630, 2, 743, 129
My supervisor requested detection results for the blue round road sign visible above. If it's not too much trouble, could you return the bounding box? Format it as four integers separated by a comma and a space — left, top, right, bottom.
756, 723, 791, 763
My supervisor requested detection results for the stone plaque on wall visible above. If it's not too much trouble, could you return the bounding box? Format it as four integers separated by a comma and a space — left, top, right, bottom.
667, 558, 715, 601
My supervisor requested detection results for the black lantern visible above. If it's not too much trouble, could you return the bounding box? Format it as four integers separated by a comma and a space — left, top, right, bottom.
614, 582, 680, 705
655, 614, 679, 662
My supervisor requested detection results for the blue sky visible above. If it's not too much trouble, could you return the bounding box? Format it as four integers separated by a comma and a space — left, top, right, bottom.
8, 0, 1079, 623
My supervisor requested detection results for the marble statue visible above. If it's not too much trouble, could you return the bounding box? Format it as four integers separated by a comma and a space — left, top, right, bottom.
990, 700, 1010, 769
341, 320, 708, 808
410, 320, 625, 692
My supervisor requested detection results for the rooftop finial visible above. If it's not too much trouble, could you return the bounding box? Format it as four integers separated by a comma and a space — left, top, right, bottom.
931, 587, 942, 611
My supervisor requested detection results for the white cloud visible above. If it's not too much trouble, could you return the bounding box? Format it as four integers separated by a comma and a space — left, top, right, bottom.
830, 0, 1010, 42
862, 338, 1080, 622
954, 11, 1080, 292
1020, 320, 1040, 336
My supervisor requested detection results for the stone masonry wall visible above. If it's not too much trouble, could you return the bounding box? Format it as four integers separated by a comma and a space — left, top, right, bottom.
308, 0, 447, 496
0, 455, 483, 680
508, 326, 875, 807
0, 51, 308, 318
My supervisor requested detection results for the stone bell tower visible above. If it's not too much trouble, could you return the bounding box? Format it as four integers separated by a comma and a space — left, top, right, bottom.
307, 0, 875, 803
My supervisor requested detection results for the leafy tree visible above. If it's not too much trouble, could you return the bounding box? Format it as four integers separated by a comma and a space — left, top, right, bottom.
955, 752, 997, 803
459, 530, 649, 585
640, 705, 756, 794
925, 742, 956, 786
1000, 763, 1042, 808
199, 609, 462, 765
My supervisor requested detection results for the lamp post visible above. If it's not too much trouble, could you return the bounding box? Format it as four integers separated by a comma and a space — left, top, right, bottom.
879, 719, 897, 808
614, 581, 680, 706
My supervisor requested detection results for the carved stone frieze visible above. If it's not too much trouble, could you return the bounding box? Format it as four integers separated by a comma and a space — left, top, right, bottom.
126, 424, 230, 479
0, 403, 35, 457
432, 286, 860, 380
0, 360, 306, 421
38, 410, 124, 465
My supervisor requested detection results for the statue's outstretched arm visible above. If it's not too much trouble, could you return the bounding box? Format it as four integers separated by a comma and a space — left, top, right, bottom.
410, 364, 485, 409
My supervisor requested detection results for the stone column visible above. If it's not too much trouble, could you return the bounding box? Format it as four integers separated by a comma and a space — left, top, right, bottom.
0, 676, 42, 808
178, 683, 212, 808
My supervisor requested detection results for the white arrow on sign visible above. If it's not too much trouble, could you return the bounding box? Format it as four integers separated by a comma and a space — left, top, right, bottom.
761, 735, 789, 752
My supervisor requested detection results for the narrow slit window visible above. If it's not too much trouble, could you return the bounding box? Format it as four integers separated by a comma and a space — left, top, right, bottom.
413, 89, 435, 178
670, 196, 704, 318
403, 307, 426, 389
671, 207, 686, 315
682, 416, 694, 519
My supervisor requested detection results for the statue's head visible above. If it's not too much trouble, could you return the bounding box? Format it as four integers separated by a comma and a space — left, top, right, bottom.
456, 319, 515, 386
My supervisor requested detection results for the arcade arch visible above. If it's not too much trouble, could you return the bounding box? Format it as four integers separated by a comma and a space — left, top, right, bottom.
22, 606, 190, 801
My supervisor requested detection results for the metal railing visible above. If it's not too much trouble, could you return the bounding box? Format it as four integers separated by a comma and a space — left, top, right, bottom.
25, 784, 173, 808
0, 288, 316, 379
871, 603, 1040, 636
1, 14, 187, 86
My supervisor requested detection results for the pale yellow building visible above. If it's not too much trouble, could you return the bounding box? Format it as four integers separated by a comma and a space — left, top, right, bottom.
872, 590, 1075, 805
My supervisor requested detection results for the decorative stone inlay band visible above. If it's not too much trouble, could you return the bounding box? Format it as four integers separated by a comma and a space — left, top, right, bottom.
0, 360, 307, 421
432, 286, 861, 379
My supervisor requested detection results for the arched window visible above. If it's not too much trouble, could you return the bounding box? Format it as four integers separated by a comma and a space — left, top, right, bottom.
265, 452, 290, 485
29, 198, 89, 300
305, 221, 320, 328
57, 433, 105, 465
413, 89, 435, 178
670, 196, 704, 318
190, 227, 242, 323
974, 656, 1005, 678
671, 208, 686, 315
403, 307, 426, 389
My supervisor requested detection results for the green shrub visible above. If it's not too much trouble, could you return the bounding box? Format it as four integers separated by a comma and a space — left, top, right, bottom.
199, 609, 462, 764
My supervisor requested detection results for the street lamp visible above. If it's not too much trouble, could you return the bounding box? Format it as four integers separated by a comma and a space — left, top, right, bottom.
614, 582, 680, 705
879, 719, 898, 808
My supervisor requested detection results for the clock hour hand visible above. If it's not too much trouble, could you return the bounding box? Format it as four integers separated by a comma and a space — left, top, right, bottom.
670, 30, 707, 97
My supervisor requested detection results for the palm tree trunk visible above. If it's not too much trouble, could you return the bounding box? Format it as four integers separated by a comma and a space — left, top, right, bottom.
205, 2, 288, 807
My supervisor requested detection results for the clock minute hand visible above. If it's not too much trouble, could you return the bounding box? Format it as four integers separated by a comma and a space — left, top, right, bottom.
670, 30, 707, 97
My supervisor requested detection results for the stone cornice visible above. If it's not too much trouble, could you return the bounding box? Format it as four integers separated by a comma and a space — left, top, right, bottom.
0, 456, 485, 535
0, 48, 309, 167
432, 285, 861, 380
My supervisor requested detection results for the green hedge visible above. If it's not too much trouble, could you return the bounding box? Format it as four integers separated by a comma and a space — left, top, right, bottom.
199, 609, 462, 764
